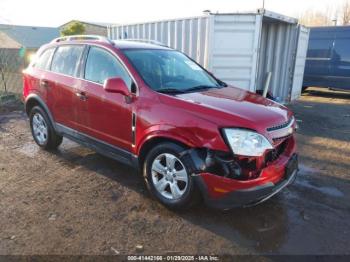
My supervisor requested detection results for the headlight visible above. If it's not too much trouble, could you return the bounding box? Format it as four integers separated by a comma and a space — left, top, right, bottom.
222, 128, 273, 157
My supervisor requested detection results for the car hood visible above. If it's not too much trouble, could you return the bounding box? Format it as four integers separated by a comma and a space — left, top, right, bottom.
159, 86, 293, 134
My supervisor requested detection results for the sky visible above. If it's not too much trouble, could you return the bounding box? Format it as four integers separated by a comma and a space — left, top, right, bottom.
0, 0, 346, 27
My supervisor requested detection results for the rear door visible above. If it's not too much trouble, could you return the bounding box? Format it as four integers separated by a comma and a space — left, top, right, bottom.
47, 44, 85, 129
25, 47, 55, 102
76, 45, 134, 150
290, 25, 309, 101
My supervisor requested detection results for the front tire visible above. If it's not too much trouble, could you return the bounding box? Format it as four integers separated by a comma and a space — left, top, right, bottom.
29, 106, 63, 150
143, 142, 199, 209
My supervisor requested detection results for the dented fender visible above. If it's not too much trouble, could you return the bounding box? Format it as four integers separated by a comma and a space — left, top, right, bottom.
135, 124, 229, 156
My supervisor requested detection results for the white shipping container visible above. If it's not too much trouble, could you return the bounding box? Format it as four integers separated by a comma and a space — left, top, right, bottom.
108, 9, 309, 103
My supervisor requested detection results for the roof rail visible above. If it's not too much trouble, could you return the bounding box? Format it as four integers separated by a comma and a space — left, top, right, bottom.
51, 35, 113, 44
122, 38, 168, 47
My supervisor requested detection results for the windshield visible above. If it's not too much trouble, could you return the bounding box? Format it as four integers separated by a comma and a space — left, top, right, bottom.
122, 49, 221, 93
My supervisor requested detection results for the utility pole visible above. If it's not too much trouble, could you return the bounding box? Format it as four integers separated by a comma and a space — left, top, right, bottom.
263, 0, 265, 9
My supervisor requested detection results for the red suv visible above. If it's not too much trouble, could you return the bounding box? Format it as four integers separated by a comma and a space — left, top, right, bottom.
23, 35, 298, 210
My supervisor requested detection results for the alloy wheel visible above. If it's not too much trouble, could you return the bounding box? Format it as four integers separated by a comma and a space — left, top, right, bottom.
151, 153, 188, 200
32, 113, 48, 145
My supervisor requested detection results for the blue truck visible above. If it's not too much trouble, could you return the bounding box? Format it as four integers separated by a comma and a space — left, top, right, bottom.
303, 26, 350, 91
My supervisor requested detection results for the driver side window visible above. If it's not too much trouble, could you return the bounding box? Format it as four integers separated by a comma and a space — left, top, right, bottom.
84, 46, 132, 88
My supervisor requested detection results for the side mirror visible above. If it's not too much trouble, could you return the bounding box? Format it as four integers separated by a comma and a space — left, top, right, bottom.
103, 77, 130, 96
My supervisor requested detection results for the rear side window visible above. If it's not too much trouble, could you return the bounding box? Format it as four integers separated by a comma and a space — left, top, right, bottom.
51, 45, 84, 76
308, 39, 334, 58
34, 48, 54, 70
84, 46, 132, 87
333, 38, 350, 63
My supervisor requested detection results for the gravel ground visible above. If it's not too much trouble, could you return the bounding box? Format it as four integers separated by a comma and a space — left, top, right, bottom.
0, 87, 349, 255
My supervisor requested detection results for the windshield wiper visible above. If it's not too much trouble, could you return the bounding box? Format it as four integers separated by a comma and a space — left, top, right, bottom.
157, 85, 220, 94
184, 85, 219, 93
157, 88, 185, 94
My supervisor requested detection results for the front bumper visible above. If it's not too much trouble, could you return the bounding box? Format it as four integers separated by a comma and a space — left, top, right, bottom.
194, 137, 298, 210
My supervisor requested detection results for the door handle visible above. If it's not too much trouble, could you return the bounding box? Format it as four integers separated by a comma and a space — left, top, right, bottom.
40, 79, 49, 88
76, 91, 88, 101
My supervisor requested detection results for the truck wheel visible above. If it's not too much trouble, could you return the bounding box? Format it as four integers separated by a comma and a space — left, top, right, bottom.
29, 106, 63, 150
143, 142, 200, 209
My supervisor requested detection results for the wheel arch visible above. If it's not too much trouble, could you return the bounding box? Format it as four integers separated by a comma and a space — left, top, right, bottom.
25, 94, 56, 129
139, 135, 203, 208
137, 135, 191, 169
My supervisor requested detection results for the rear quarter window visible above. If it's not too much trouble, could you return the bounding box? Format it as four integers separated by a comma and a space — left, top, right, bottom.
333, 33, 350, 62
51, 45, 84, 76
307, 38, 333, 59
34, 48, 55, 70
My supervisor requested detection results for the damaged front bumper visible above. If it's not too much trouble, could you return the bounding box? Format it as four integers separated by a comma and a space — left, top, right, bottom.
194, 154, 298, 209
182, 136, 298, 210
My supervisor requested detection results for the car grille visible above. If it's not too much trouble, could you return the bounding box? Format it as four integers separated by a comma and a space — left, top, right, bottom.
267, 117, 294, 132
267, 116, 295, 140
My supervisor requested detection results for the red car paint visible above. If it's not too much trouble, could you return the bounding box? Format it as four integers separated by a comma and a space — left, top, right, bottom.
23, 39, 297, 208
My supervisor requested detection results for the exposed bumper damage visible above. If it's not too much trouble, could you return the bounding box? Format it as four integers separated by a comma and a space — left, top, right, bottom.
179, 136, 298, 209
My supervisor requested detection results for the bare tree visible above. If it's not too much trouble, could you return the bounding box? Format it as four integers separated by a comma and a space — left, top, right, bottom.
340, 0, 350, 25
299, 9, 333, 26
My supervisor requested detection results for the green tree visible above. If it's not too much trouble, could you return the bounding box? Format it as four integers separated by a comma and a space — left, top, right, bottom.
61, 21, 86, 36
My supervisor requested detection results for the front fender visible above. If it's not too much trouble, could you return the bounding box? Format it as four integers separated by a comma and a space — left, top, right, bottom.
136, 124, 229, 155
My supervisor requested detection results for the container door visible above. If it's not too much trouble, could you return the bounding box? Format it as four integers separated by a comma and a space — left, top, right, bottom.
290, 25, 309, 101
209, 14, 262, 92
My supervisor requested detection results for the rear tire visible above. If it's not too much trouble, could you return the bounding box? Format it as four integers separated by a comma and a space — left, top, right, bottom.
143, 142, 200, 209
29, 106, 63, 150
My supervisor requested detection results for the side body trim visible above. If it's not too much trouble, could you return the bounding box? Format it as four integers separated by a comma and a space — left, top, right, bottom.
132, 112, 136, 145
56, 123, 138, 168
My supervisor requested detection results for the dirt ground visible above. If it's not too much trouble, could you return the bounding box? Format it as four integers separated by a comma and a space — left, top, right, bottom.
0, 87, 349, 256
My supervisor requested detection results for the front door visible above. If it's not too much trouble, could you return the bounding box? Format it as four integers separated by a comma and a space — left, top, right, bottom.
76, 46, 134, 151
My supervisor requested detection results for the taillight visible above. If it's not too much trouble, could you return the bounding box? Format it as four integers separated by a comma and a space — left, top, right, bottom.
22, 72, 29, 98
